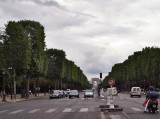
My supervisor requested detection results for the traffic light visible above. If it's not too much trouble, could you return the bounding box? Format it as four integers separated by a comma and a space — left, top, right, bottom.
100, 73, 102, 78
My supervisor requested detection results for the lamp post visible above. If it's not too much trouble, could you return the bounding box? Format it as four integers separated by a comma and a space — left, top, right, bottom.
2, 69, 6, 102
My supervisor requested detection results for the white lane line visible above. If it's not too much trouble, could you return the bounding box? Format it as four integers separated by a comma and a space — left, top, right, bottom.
63, 108, 72, 112
0, 110, 8, 113
10, 109, 25, 114
110, 114, 121, 119
45, 108, 56, 113
81, 98, 85, 100
100, 112, 106, 119
101, 99, 105, 101
131, 107, 142, 111
79, 108, 88, 112
28, 109, 40, 113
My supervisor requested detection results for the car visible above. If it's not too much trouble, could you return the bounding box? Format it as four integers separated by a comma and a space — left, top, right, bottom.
84, 89, 94, 98
69, 90, 79, 98
130, 87, 141, 97
107, 87, 118, 96
49, 90, 61, 99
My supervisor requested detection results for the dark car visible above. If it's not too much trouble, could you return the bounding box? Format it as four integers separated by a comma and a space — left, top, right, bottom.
69, 90, 79, 98
49, 90, 61, 99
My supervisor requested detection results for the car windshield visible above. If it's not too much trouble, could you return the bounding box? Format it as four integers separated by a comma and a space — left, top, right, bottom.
85, 90, 92, 92
70, 90, 78, 93
54, 91, 59, 94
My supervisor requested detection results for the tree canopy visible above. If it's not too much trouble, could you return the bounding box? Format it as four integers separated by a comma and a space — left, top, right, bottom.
103, 47, 160, 91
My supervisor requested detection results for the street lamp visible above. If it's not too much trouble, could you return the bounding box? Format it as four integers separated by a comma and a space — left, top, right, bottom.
1, 69, 6, 102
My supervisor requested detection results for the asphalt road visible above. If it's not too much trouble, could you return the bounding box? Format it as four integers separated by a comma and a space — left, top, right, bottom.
112, 93, 160, 119
0, 92, 160, 119
0, 92, 106, 119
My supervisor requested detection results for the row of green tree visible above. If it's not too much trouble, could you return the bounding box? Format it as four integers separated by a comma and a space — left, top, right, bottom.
102, 47, 160, 91
0, 20, 90, 97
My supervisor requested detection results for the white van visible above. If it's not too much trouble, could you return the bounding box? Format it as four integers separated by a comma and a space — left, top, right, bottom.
130, 87, 141, 97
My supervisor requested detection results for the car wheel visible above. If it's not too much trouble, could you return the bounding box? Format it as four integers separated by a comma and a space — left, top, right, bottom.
130, 95, 132, 97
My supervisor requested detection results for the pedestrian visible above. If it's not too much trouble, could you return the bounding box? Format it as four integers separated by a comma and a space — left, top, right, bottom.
0, 90, 2, 98
97, 87, 100, 97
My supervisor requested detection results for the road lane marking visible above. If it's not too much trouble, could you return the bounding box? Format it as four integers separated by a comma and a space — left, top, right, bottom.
0, 110, 8, 113
28, 109, 40, 113
63, 108, 72, 112
88, 98, 92, 99
110, 115, 121, 119
10, 109, 25, 114
101, 99, 105, 101
131, 107, 142, 111
100, 112, 106, 119
45, 108, 56, 113
79, 108, 88, 112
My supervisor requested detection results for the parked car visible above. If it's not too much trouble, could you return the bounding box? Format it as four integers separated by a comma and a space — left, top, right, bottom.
130, 87, 141, 97
84, 89, 94, 98
69, 90, 79, 98
49, 90, 61, 99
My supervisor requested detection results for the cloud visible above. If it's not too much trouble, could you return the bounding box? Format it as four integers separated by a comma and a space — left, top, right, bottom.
1, 0, 160, 81
32, 0, 63, 8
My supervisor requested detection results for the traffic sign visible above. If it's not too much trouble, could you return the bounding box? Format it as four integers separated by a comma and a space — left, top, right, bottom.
108, 78, 115, 86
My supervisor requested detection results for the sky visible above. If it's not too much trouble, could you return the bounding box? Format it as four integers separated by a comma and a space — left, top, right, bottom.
0, 0, 160, 81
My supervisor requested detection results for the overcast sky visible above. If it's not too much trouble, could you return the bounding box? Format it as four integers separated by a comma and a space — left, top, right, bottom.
1, 0, 160, 81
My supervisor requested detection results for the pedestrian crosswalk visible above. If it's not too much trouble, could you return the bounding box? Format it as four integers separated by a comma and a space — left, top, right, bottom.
0, 110, 8, 113
28, 109, 40, 113
0, 108, 91, 114
45, 108, 56, 113
10, 109, 25, 114
131, 107, 143, 111
63, 108, 72, 112
0, 106, 144, 115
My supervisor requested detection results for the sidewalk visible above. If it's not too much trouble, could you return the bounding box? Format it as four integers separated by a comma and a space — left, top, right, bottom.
0, 93, 48, 103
